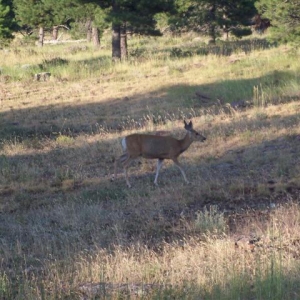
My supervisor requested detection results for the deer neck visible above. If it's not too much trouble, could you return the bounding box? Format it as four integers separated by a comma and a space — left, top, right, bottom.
179, 132, 193, 153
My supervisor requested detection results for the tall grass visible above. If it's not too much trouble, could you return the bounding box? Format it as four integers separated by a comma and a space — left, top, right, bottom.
1, 33, 300, 299
1, 203, 300, 299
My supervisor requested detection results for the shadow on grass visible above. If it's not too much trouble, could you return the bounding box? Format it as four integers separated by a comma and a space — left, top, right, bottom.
1, 39, 300, 300
0, 129, 300, 299
161, 38, 277, 58
0, 70, 297, 140
0, 122, 299, 238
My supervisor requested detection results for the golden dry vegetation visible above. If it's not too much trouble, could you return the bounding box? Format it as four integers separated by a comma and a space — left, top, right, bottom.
0, 34, 300, 299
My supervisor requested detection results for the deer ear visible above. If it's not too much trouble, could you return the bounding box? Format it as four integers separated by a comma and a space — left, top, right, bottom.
184, 120, 192, 130
184, 120, 189, 129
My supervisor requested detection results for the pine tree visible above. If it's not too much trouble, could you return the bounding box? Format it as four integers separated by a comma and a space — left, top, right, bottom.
256, 0, 300, 45
48, 0, 76, 40
14, 0, 53, 45
80, 0, 175, 61
171, 0, 256, 42
222, 0, 257, 39
13, 0, 76, 46
69, 2, 108, 48
0, 0, 14, 42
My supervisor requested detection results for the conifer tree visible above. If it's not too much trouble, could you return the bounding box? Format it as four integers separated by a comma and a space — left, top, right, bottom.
171, 0, 256, 42
256, 0, 300, 45
14, 0, 54, 45
80, 0, 174, 61
0, 0, 14, 42
70, 2, 108, 47
13, 0, 76, 45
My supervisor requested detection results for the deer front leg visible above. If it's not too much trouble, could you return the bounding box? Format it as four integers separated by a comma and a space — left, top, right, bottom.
154, 159, 164, 186
172, 158, 189, 184
123, 156, 133, 188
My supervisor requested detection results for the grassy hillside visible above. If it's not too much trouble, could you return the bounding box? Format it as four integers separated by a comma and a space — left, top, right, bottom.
0, 34, 300, 299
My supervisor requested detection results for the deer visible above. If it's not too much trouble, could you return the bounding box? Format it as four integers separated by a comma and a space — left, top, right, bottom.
112, 120, 206, 188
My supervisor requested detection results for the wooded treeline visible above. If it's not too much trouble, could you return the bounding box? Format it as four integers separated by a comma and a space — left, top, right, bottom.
1, 0, 299, 60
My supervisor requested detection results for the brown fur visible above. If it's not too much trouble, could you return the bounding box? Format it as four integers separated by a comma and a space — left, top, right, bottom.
112, 120, 206, 188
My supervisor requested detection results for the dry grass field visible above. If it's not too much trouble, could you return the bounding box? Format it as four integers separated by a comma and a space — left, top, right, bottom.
1, 34, 300, 299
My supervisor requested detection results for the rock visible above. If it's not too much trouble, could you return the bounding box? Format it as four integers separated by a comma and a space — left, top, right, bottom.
34, 72, 51, 81
21, 64, 32, 69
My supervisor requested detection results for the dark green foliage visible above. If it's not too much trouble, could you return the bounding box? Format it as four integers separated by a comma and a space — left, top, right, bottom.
114, 0, 174, 35
0, 0, 14, 41
13, 0, 78, 44
256, 0, 300, 45
170, 47, 193, 58
39, 57, 69, 70
231, 27, 252, 38
171, 0, 257, 42
69, 2, 108, 38
80, 0, 175, 60
14, 0, 54, 28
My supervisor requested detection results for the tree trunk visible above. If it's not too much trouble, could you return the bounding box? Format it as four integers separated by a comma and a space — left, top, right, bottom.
38, 26, 44, 47
120, 23, 127, 60
208, 5, 216, 44
86, 19, 92, 42
52, 26, 59, 40
112, 23, 121, 61
223, 27, 229, 40
112, 0, 121, 61
222, 13, 229, 40
92, 27, 100, 48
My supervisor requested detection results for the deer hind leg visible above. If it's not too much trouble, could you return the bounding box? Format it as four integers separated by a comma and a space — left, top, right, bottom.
112, 153, 128, 182
122, 156, 134, 188
154, 159, 164, 186
172, 158, 189, 184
